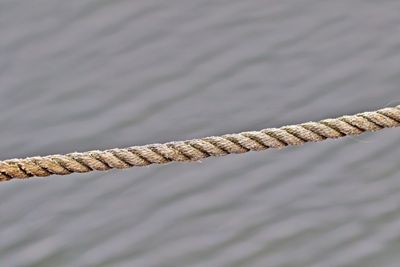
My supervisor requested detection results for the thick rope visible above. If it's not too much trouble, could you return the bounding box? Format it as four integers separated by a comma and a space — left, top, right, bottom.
1, 105, 399, 182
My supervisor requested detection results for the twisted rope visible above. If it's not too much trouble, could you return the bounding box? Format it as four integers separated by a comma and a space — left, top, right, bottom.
1, 105, 399, 182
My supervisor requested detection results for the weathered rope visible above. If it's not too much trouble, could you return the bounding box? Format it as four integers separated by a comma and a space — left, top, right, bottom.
1, 105, 399, 182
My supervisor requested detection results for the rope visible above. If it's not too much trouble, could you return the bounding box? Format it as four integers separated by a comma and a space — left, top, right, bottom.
1, 105, 399, 182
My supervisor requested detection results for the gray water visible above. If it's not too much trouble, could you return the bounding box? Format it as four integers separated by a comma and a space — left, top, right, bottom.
0, 0, 400, 266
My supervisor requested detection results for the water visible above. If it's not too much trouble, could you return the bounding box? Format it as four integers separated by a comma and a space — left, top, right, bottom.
0, 0, 400, 266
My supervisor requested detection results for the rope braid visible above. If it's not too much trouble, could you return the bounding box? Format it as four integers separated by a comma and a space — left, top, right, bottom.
1, 105, 399, 182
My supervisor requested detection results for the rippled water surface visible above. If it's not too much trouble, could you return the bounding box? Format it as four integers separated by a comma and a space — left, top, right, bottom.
1, 1, 400, 266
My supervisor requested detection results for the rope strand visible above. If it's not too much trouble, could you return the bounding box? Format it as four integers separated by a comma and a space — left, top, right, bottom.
1, 105, 399, 182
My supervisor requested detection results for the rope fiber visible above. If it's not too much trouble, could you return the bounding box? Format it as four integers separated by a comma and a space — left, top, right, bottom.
1, 105, 399, 182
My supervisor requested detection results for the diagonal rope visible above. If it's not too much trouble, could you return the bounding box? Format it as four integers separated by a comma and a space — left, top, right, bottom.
0, 105, 399, 182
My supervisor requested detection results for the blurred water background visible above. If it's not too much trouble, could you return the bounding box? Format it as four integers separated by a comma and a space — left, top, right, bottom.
0, 0, 400, 266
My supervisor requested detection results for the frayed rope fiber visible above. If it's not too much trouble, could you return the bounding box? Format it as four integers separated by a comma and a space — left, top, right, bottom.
1, 105, 399, 182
